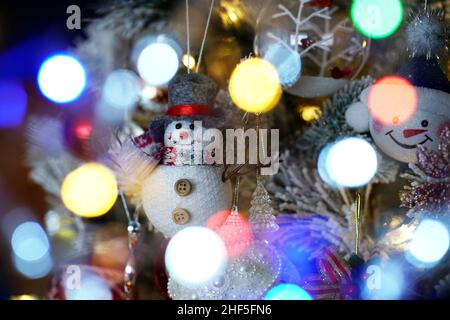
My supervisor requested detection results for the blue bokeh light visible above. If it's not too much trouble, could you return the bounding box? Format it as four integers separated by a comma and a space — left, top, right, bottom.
13, 252, 53, 280
361, 260, 404, 300
38, 54, 87, 104
264, 283, 313, 300
0, 80, 27, 128
11, 221, 50, 262
263, 43, 301, 88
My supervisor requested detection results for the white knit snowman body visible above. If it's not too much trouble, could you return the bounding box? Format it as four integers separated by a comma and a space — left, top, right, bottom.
142, 118, 232, 237
142, 165, 232, 237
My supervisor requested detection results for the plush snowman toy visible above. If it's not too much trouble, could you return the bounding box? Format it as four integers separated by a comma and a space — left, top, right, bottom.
111, 73, 232, 238
346, 9, 450, 163
346, 59, 450, 163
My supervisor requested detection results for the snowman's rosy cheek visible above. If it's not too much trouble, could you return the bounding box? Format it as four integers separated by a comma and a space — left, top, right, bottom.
371, 120, 384, 135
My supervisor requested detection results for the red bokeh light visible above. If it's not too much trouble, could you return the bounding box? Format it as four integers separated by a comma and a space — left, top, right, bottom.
368, 76, 417, 126
74, 121, 93, 140
205, 210, 253, 259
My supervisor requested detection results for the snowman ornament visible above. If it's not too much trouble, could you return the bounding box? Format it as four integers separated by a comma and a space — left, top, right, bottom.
112, 73, 232, 238
345, 9, 450, 163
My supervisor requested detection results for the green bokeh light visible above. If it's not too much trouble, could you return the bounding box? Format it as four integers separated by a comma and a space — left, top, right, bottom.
351, 0, 404, 39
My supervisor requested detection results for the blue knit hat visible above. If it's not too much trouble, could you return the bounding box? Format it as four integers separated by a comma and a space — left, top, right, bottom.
398, 56, 450, 94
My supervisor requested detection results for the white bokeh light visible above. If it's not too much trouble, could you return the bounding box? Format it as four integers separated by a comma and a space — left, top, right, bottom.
137, 41, 180, 87
324, 137, 377, 188
317, 142, 337, 188
408, 219, 449, 266
38, 54, 87, 103
64, 270, 113, 300
165, 226, 228, 288
102, 69, 141, 110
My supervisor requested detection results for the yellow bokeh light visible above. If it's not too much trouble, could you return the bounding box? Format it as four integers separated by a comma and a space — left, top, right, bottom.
300, 106, 322, 122
228, 9, 239, 22
182, 54, 196, 70
61, 163, 118, 218
229, 57, 282, 114
10, 295, 38, 300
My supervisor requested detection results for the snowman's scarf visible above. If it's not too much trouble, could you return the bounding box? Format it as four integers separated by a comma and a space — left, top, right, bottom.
108, 134, 161, 205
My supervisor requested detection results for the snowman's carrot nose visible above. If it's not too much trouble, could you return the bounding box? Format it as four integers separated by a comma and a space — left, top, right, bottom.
403, 129, 427, 138
179, 131, 189, 140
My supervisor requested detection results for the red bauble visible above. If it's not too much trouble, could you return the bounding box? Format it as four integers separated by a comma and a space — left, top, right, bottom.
63, 118, 93, 160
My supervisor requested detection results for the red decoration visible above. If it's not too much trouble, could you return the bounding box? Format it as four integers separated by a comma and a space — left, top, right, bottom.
301, 250, 357, 300
167, 104, 213, 116
308, 0, 333, 7
63, 118, 93, 160
301, 38, 315, 49
331, 67, 353, 79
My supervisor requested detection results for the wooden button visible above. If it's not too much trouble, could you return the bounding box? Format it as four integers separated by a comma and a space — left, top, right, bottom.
174, 179, 192, 196
172, 208, 190, 225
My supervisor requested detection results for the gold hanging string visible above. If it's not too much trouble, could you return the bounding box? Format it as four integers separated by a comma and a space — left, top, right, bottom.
354, 192, 362, 256
256, 113, 261, 179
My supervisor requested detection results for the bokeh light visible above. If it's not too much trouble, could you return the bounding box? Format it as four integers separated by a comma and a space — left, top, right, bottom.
351, 0, 403, 39
182, 54, 196, 71
11, 221, 50, 262
361, 260, 404, 300
61, 163, 118, 218
64, 270, 113, 300
141, 86, 158, 100
264, 283, 312, 300
102, 69, 141, 110
262, 43, 301, 88
368, 76, 418, 126
136, 38, 181, 86
299, 105, 321, 122
319, 137, 378, 188
205, 210, 253, 258
317, 143, 336, 187
407, 219, 449, 267
13, 253, 53, 279
0, 80, 27, 128
10, 220, 53, 279
38, 54, 87, 103
10, 295, 38, 300
229, 57, 282, 114
165, 226, 228, 288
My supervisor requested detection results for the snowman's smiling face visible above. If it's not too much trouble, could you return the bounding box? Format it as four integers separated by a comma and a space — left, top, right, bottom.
164, 120, 197, 147
384, 119, 433, 149
370, 110, 442, 163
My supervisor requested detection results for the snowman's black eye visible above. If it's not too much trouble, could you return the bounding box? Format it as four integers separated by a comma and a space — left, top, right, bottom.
421, 120, 429, 128
175, 123, 182, 129
189, 124, 195, 130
